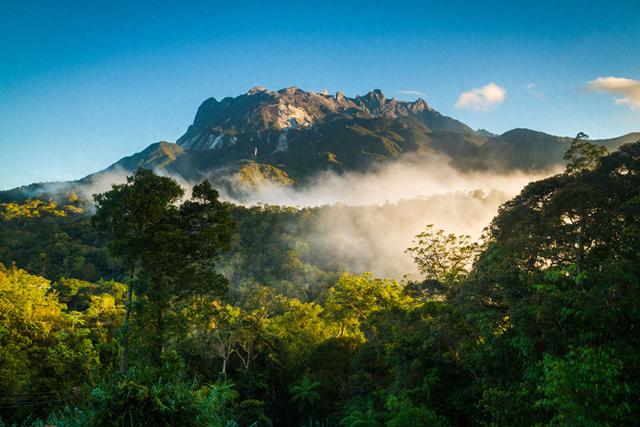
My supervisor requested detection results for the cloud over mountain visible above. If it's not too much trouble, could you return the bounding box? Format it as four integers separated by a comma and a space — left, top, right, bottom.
397, 90, 429, 98
588, 76, 640, 110
455, 82, 506, 111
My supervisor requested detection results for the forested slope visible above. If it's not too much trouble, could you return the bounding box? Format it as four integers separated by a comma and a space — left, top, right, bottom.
1, 140, 639, 426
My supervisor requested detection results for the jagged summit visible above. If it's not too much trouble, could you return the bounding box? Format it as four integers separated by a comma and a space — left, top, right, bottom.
177, 86, 463, 151
247, 85, 268, 95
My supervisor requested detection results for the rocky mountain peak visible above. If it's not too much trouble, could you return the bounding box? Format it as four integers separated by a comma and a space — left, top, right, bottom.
278, 86, 301, 95
176, 86, 473, 151
193, 97, 219, 127
409, 97, 431, 112
247, 86, 269, 95
356, 89, 388, 115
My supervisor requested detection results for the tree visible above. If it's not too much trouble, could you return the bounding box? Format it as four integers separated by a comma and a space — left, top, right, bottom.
324, 273, 410, 339
0, 264, 101, 422
0, 264, 64, 396
88, 373, 239, 427
93, 169, 184, 371
340, 400, 381, 427
563, 132, 607, 175
538, 347, 633, 426
460, 141, 640, 425
93, 170, 233, 369
406, 225, 479, 286
53, 277, 97, 311
233, 311, 267, 372
207, 303, 242, 377
290, 375, 321, 426
134, 180, 233, 363
385, 396, 448, 427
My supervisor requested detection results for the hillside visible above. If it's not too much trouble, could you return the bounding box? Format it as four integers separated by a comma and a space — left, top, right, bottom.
2, 141, 639, 426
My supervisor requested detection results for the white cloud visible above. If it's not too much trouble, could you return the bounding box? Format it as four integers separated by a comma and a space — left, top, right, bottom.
526, 82, 546, 101
397, 90, 428, 99
455, 82, 506, 111
587, 76, 640, 109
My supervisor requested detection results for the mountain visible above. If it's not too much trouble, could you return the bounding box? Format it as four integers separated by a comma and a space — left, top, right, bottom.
165, 86, 478, 182
177, 86, 473, 149
2, 87, 638, 202
84, 87, 481, 189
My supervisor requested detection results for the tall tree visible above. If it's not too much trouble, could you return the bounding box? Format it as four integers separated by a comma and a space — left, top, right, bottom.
563, 132, 607, 175
93, 170, 233, 369
93, 169, 183, 371
406, 225, 479, 286
135, 180, 233, 363
290, 375, 321, 426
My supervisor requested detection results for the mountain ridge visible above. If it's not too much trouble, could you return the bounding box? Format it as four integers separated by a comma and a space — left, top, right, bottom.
2, 87, 638, 202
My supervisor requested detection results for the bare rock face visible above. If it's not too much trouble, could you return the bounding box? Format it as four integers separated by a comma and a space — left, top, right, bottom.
176, 86, 468, 152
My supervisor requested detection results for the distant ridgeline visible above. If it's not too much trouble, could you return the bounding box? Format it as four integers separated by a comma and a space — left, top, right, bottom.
2, 86, 639, 203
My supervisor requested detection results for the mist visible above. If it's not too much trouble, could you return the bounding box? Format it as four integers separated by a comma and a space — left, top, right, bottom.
224, 154, 559, 279
76, 168, 130, 203
70, 153, 557, 280
76, 167, 197, 211
225, 154, 551, 207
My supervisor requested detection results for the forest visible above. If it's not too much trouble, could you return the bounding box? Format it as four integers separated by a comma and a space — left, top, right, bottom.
1, 137, 639, 426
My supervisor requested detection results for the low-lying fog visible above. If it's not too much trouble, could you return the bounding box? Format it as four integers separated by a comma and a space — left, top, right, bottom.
224, 154, 558, 279
71, 153, 557, 279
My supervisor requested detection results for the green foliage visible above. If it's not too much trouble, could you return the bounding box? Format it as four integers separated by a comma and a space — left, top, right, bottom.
341, 400, 381, 427
0, 264, 121, 423
0, 198, 83, 220
3, 143, 640, 426
92, 168, 185, 269
0, 207, 115, 281
563, 132, 608, 175
325, 273, 410, 339
93, 170, 234, 368
221, 204, 340, 299
234, 161, 294, 186
0, 407, 88, 427
289, 375, 321, 416
88, 373, 238, 427
0, 264, 65, 394
236, 399, 272, 426
538, 347, 633, 426
385, 396, 448, 427
406, 225, 479, 286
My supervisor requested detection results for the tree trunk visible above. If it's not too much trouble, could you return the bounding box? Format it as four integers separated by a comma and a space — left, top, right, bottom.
576, 231, 582, 276
576, 221, 584, 277
120, 268, 135, 372
155, 307, 165, 364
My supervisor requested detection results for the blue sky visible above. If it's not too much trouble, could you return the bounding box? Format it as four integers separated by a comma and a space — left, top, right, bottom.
1, 0, 639, 189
